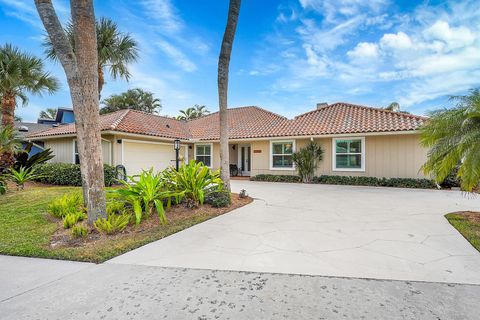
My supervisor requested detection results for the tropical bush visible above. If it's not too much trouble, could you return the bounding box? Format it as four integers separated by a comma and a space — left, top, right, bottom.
94, 213, 131, 235
112, 168, 183, 224
47, 192, 83, 218
292, 140, 324, 183
163, 160, 223, 208
0, 175, 6, 195
71, 225, 88, 238
13, 143, 54, 171
6, 166, 43, 190
63, 211, 87, 229
420, 89, 480, 192
251, 174, 437, 189
205, 190, 231, 208
0, 126, 22, 172
33, 163, 116, 186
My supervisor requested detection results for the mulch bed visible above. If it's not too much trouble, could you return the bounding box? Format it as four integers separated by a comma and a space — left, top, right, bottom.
50, 193, 253, 248
452, 211, 480, 223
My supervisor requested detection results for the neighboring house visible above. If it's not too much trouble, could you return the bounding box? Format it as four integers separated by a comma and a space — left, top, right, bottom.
14, 122, 53, 156
37, 107, 75, 125
26, 102, 428, 179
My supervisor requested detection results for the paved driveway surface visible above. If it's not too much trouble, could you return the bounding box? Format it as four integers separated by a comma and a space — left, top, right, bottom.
109, 181, 480, 284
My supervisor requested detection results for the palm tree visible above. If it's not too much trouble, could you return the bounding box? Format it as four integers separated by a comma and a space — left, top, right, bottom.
0, 126, 22, 171
36, 0, 107, 223
100, 88, 161, 114
44, 17, 138, 97
0, 44, 59, 128
420, 88, 480, 192
218, 0, 241, 191
39, 107, 57, 119
176, 105, 210, 120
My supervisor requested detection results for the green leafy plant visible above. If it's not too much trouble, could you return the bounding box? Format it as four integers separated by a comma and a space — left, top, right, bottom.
47, 192, 83, 218
0, 126, 22, 172
6, 166, 43, 190
33, 163, 116, 186
164, 160, 223, 208
63, 211, 87, 229
13, 143, 54, 171
112, 168, 183, 224
94, 213, 131, 235
205, 190, 231, 208
0, 176, 6, 195
71, 225, 88, 238
420, 89, 480, 192
292, 140, 324, 183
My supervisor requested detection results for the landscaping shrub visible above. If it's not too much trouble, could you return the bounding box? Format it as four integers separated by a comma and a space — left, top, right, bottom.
205, 190, 231, 208
94, 213, 130, 235
63, 211, 87, 229
33, 163, 116, 186
71, 225, 88, 238
251, 174, 437, 189
6, 166, 43, 190
250, 174, 301, 183
47, 192, 83, 218
0, 176, 6, 195
163, 160, 223, 208
292, 140, 323, 183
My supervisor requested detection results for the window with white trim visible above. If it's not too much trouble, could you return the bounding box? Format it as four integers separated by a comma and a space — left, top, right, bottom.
333, 138, 364, 171
271, 141, 294, 169
195, 144, 212, 167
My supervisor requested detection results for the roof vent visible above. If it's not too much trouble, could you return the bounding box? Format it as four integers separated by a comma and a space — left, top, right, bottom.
316, 102, 328, 110
18, 125, 29, 132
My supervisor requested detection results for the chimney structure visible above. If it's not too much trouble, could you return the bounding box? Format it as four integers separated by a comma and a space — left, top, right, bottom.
316, 102, 328, 110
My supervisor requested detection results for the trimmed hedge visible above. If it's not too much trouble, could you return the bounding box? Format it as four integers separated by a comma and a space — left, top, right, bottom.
205, 190, 231, 208
250, 174, 437, 189
250, 174, 301, 183
34, 163, 116, 186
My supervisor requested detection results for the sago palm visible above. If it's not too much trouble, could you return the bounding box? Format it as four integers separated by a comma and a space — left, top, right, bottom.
44, 17, 138, 96
420, 89, 480, 192
0, 43, 59, 128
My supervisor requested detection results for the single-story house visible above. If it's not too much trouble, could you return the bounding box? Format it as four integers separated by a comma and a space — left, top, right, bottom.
26, 102, 428, 179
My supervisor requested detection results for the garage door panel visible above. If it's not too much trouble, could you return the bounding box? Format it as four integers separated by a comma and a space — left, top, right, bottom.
123, 141, 179, 176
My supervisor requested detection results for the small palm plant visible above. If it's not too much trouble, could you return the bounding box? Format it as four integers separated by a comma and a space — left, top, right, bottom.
113, 168, 183, 224
7, 166, 43, 190
420, 88, 480, 192
0, 126, 22, 171
164, 160, 223, 208
292, 140, 324, 183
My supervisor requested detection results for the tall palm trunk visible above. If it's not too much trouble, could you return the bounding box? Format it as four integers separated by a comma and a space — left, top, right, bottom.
1, 92, 16, 128
98, 66, 104, 97
0, 92, 16, 170
218, 0, 241, 191
36, 0, 106, 224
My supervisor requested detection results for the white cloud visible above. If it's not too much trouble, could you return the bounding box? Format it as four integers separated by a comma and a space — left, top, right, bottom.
347, 42, 379, 60
380, 32, 413, 50
423, 20, 475, 50
155, 39, 197, 72
139, 0, 184, 34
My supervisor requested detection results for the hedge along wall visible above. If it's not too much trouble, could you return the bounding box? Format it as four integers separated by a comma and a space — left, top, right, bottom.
34, 163, 116, 186
250, 174, 438, 189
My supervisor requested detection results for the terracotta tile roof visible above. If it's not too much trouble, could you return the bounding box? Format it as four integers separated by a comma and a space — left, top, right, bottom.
27, 109, 191, 140
289, 102, 427, 136
27, 103, 427, 140
187, 106, 291, 140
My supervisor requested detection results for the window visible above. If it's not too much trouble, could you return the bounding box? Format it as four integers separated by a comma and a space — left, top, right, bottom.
195, 144, 212, 167
73, 140, 80, 164
271, 141, 295, 169
333, 137, 365, 171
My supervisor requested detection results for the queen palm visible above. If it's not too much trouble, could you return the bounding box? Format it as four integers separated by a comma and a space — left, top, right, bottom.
44, 17, 138, 97
420, 89, 480, 192
0, 44, 59, 128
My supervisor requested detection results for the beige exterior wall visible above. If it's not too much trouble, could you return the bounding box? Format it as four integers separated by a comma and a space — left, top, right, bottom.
42, 132, 428, 179
246, 134, 428, 179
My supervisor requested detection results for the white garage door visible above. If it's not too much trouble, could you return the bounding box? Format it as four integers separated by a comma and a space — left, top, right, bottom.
123, 140, 185, 176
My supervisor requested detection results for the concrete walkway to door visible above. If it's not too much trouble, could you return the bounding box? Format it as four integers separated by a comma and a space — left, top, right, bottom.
108, 181, 480, 284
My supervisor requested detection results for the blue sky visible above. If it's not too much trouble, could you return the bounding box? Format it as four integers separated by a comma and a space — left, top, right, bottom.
1, 0, 479, 122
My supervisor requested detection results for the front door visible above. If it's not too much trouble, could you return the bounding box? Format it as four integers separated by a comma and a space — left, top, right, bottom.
239, 145, 251, 176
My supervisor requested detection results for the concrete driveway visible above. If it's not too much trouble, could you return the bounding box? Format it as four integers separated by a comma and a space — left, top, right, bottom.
109, 181, 480, 284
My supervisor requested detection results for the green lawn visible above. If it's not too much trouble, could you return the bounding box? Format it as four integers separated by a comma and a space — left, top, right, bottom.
445, 212, 480, 253
0, 186, 235, 263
